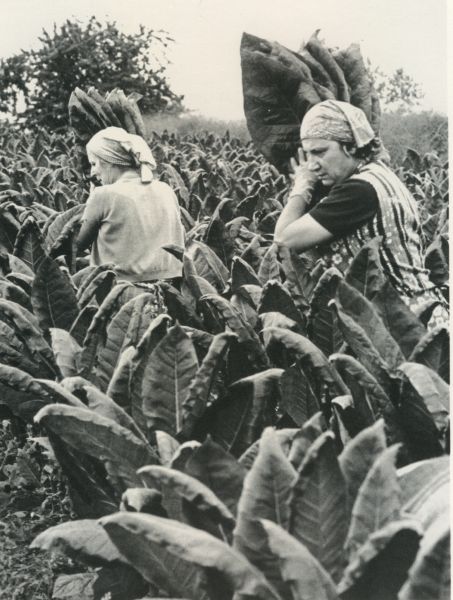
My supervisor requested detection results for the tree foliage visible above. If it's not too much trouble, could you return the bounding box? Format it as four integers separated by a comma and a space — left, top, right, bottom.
0, 17, 183, 130
368, 64, 424, 111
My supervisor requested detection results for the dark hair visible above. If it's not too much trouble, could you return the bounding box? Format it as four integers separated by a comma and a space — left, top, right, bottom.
342, 137, 389, 165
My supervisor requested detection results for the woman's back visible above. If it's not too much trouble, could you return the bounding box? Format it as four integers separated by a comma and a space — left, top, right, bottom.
84, 173, 184, 282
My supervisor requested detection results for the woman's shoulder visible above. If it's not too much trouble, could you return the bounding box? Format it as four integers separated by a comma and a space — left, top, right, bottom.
150, 179, 175, 195
330, 175, 377, 198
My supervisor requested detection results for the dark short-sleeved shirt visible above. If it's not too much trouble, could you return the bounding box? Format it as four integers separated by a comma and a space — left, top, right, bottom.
308, 179, 379, 238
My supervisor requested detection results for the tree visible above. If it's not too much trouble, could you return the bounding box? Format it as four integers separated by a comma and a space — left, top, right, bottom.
367, 64, 424, 111
0, 17, 184, 130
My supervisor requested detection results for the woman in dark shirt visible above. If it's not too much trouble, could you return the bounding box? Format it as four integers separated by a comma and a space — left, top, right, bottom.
274, 100, 448, 329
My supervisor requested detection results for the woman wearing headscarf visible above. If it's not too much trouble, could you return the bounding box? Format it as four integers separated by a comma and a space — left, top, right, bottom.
275, 100, 448, 328
77, 127, 184, 283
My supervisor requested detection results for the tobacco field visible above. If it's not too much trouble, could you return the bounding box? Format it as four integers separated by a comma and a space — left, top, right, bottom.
0, 31, 450, 600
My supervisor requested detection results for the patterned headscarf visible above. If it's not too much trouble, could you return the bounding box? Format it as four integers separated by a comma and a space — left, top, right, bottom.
86, 127, 156, 183
300, 100, 375, 148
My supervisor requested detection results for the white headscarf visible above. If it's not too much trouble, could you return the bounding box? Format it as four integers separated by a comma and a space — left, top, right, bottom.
86, 127, 156, 183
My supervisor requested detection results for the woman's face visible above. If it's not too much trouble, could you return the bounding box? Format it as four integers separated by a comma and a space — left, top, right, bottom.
88, 152, 118, 185
302, 138, 358, 187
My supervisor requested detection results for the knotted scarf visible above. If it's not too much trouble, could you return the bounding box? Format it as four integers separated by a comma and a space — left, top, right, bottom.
300, 100, 375, 148
87, 127, 156, 183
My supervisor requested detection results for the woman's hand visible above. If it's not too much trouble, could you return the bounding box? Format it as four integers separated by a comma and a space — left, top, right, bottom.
289, 147, 318, 195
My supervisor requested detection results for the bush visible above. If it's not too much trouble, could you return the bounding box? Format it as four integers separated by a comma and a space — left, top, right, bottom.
380, 110, 448, 166
0, 17, 183, 130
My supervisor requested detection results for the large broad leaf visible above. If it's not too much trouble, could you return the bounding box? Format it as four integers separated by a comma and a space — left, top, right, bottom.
0, 298, 58, 377
336, 280, 404, 370
142, 323, 198, 436
279, 363, 320, 427
241, 32, 305, 172
263, 327, 348, 397
62, 564, 146, 600
289, 431, 348, 582
238, 428, 299, 471
182, 332, 236, 438
257, 244, 281, 285
31, 256, 79, 331
234, 427, 297, 595
35, 404, 158, 493
205, 369, 281, 456
330, 353, 402, 445
333, 42, 373, 117
82, 282, 140, 347
399, 520, 450, 600
8, 253, 35, 278
397, 372, 445, 461
154, 430, 180, 467
331, 394, 365, 446
201, 293, 262, 345
13, 216, 46, 273
398, 362, 449, 432
50, 328, 82, 377
0, 318, 49, 378
183, 436, 246, 517
258, 280, 303, 325
0, 363, 51, 421
345, 445, 401, 559
170, 440, 202, 471
30, 519, 123, 566
128, 314, 172, 430
409, 325, 449, 384
47, 430, 117, 518
260, 519, 339, 600
231, 256, 261, 291
260, 312, 299, 348
398, 457, 449, 535
121, 487, 167, 516
338, 420, 387, 512
51, 572, 96, 600
279, 246, 323, 307
36, 379, 86, 409
330, 301, 393, 391
231, 288, 260, 330
160, 282, 204, 328
96, 293, 160, 391
371, 280, 427, 358
0, 277, 32, 311
76, 263, 116, 302
287, 412, 327, 469
106, 345, 138, 407
78, 269, 117, 309
344, 237, 385, 299
308, 268, 343, 358
186, 239, 229, 292
81, 384, 149, 444
338, 519, 421, 600
183, 254, 219, 305
99, 512, 281, 600
425, 235, 449, 286
138, 465, 235, 536
44, 205, 84, 254
69, 304, 97, 347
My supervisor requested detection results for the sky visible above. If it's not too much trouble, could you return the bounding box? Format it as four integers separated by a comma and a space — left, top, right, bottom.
0, 0, 448, 119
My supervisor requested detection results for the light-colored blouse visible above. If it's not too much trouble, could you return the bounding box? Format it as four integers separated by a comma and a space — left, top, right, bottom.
81, 172, 184, 282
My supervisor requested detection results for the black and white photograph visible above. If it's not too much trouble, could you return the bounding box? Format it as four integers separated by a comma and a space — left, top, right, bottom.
0, 1, 449, 599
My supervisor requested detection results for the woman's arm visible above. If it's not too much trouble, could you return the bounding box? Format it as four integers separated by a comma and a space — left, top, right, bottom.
76, 188, 103, 251
76, 217, 100, 251
275, 204, 333, 251
274, 149, 332, 251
